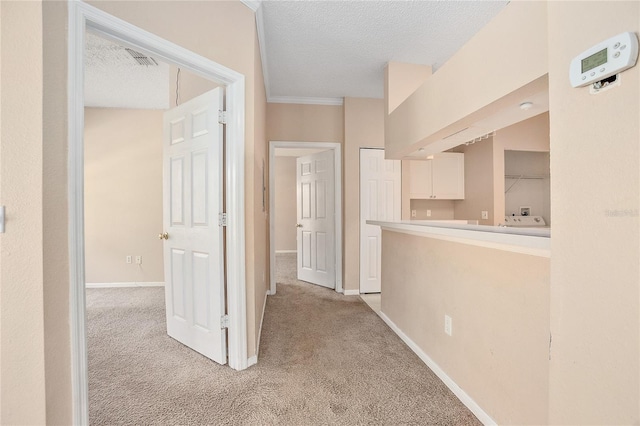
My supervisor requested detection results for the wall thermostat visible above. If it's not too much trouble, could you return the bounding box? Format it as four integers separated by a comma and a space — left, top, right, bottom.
570, 32, 638, 87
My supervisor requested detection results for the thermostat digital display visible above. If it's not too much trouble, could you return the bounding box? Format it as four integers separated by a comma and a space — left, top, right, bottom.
570, 32, 639, 87
581, 48, 607, 73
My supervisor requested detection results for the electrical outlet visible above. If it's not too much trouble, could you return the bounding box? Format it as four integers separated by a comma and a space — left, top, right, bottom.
427, 209, 432, 217
481, 211, 489, 220
444, 315, 453, 336
135, 256, 142, 265
126, 256, 132, 264
411, 209, 417, 218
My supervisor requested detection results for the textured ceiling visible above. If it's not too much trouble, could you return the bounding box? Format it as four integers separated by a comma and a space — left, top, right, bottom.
260, 0, 509, 102
84, 1, 509, 107
85, 32, 170, 109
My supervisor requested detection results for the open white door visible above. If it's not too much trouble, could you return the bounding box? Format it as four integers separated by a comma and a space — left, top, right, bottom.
296, 150, 335, 289
162, 88, 226, 364
359, 149, 401, 293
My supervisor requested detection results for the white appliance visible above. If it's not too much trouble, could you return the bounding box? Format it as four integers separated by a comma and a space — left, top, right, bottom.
503, 215, 547, 228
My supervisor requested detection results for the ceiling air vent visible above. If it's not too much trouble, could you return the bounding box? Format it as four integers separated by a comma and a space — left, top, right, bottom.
125, 48, 159, 66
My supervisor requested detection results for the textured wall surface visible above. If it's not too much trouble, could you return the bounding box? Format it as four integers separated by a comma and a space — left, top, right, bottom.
84, 108, 164, 284
382, 231, 551, 424
1, 2, 47, 423
547, 2, 640, 423
274, 157, 297, 252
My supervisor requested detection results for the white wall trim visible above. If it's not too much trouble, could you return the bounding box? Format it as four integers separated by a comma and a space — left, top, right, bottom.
268, 141, 343, 296
378, 312, 497, 426
343, 289, 360, 296
85, 282, 164, 288
275, 250, 297, 254
268, 96, 344, 106
255, 4, 270, 100
69, 2, 247, 424
247, 355, 258, 367
254, 289, 269, 362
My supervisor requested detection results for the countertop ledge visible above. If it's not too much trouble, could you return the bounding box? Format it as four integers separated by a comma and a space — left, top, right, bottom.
367, 220, 551, 258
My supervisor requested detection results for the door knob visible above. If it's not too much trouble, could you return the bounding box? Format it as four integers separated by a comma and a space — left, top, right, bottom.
158, 232, 169, 240
296, 224, 303, 228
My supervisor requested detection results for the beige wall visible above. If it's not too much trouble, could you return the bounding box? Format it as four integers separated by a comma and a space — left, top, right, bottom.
252, 30, 268, 357
0, 2, 265, 422
274, 157, 297, 252
267, 103, 344, 143
382, 231, 550, 424
0, 2, 47, 423
493, 112, 550, 225
453, 138, 495, 225
84, 63, 226, 285
343, 97, 385, 292
409, 199, 455, 220
266, 102, 345, 285
88, 0, 266, 360
170, 66, 219, 106
385, 2, 548, 158
5, 1, 638, 424
0, 1, 3, 413
547, 2, 639, 423
84, 108, 164, 283
43, 2, 71, 422
267, 99, 383, 293
384, 62, 431, 115
400, 117, 549, 228
441, 114, 550, 227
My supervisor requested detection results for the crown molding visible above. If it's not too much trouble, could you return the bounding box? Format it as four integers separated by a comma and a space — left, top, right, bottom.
240, 0, 261, 12
255, 5, 271, 100
268, 96, 344, 106
251, 1, 343, 107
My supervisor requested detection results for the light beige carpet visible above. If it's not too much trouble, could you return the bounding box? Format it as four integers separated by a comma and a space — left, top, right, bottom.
87, 253, 480, 425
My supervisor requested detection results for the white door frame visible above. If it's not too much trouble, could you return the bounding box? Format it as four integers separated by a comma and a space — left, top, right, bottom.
268, 141, 343, 295
68, 2, 247, 424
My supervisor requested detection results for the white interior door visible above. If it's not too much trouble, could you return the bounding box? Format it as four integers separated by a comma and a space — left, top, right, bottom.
162, 88, 226, 364
296, 150, 335, 289
360, 148, 401, 293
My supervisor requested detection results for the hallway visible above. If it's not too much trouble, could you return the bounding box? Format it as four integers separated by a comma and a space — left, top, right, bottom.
86, 255, 479, 424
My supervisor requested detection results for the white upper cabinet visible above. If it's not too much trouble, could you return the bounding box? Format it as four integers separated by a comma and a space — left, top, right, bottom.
408, 153, 465, 200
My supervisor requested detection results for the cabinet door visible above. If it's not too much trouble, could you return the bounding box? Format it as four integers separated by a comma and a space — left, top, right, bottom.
408, 160, 433, 199
432, 153, 465, 199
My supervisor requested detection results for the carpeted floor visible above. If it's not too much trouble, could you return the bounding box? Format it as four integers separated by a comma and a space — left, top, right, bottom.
87, 253, 480, 425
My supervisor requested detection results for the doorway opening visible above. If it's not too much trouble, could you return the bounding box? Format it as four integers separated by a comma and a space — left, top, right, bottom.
268, 141, 343, 295
69, 3, 247, 424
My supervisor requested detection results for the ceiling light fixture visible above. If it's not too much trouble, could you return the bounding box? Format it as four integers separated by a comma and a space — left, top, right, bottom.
519, 101, 534, 110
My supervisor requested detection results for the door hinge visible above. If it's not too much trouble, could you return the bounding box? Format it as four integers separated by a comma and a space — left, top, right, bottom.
219, 212, 227, 227
221, 314, 230, 329
218, 110, 227, 125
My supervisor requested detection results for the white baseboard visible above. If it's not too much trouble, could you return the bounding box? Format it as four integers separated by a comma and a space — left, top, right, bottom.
275, 250, 297, 254
252, 289, 269, 365
343, 289, 360, 296
378, 312, 496, 426
85, 282, 164, 288
247, 355, 257, 367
